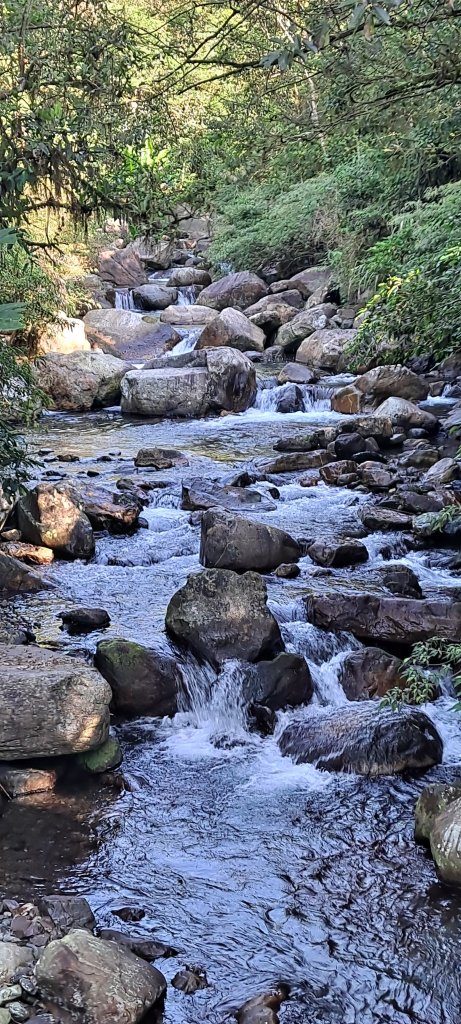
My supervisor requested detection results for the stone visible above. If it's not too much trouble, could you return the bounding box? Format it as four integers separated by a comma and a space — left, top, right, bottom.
307, 539, 368, 568
60, 608, 111, 632
38, 896, 95, 936
35, 351, 130, 413
414, 784, 461, 844
0, 645, 111, 759
8, 1003, 28, 1023
286, 267, 333, 299
360, 506, 412, 531
165, 569, 283, 667
169, 267, 211, 287
276, 306, 333, 352
279, 704, 442, 774
359, 461, 394, 491
331, 386, 364, 415
0, 945, 33, 985
17, 484, 95, 559
84, 309, 179, 361
35, 929, 166, 1024
0, 542, 54, 566
98, 248, 147, 288
277, 363, 315, 385
200, 509, 300, 573
95, 638, 181, 717
243, 653, 313, 710
76, 736, 122, 774
355, 364, 430, 403
296, 329, 357, 371
398, 447, 440, 470
246, 290, 304, 315
430, 798, 461, 885
334, 433, 379, 460
121, 348, 256, 418
197, 307, 266, 353
171, 969, 208, 994
0, 553, 48, 593
320, 460, 358, 485
76, 484, 141, 534
339, 647, 405, 700
260, 451, 331, 474
422, 458, 459, 487
198, 271, 268, 311
37, 315, 90, 356
96, 932, 177, 961
374, 397, 438, 433
181, 481, 276, 513
275, 563, 300, 578
160, 305, 218, 325
0, 765, 58, 797
236, 988, 289, 1024
134, 447, 187, 470
306, 593, 461, 644
378, 565, 422, 599
131, 285, 177, 310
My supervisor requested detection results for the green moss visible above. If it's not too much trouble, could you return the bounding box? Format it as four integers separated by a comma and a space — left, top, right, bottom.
76, 736, 122, 774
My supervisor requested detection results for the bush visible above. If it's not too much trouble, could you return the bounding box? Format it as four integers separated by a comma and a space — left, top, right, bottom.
0, 244, 62, 351
382, 639, 461, 712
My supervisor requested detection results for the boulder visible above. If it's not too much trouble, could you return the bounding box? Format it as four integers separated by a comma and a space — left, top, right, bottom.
35, 929, 166, 1024
306, 592, 461, 644
260, 451, 331, 474
246, 291, 303, 315
35, 350, 130, 412
430, 798, 461, 885
378, 565, 422, 599
121, 348, 256, 418
331, 385, 364, 415
244, 653, 313, 710
132, 285, 178, 310
76, 484, 142, 533
276, 306, 334, 352
17, 484, 95, 559
165, 569, 283, 667
279, 704, 442, 774
0, 943, 33, 984
0, 645, 111, 759
84, 309, 179, 360
197, 307, 265, 353
339, 647, 405, 700
277, 363, 316, 385
169, 267, 211, 287
0, 551, 50, 592
286, 267, 333, 299
334, 433, 379, 460
374, 397, 438, 433
134, 447, 187, 469
0, 762, 60, 798
0, 541, 54, 565
198, 271, 268, 311
355, 364, 430, 403
359, 461, 394, 491
296, 329, 357, 371
98, 247, 147, 288
160, 305, 218, 325
307, 539, 368, 568
415, 784, 461, 844
37, 315, 90, 355
76, 736, 122, 774
200, 509, 300, 573
320, 460, 358, 485
181, 480, 276, 513
95, 638, 181, 717
38, 895, 95, 936
360, 506, 412, 531
60, 607, 111, 632
236, 988, 288, 1024
422, 458, 459, 487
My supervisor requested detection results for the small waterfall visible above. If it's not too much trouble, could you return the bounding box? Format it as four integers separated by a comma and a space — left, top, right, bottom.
177, 657, 249, 744
253, 382, 334, 414
172, 328, 201, 355
177, 286, 197, 306
280, 620, 360, 705
115, 289, 135, 311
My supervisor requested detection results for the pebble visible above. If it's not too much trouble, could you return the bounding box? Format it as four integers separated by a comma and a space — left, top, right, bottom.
8, 1003, 29, 1023
0, 988, 21, 1006
0, 1009, 11, 1024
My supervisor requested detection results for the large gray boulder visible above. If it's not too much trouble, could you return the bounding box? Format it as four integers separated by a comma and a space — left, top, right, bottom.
286, 266, 333, 299
121, 347, 256, 417
200, 509, 300, 572
83, 309, 177, 360
280, 704, 443, 774
98, 247, 147, 287
165, 568, 283, 667
415, 784, 461, 844
355, 364, 430, 404
276, 306, 334, 352
374, 397, 438, 432
198, 271, 268, 311
160, 304, 218, 325
0, 645, 111, 759
306, 592, 461, 644
35, 929, 166, 1024
296, 329, 357, 371
197, 307, 266, 352
95, 638, 181, 717
35, 350, 130, 412
17, 483, 95, 559
169, 267, 211, 287
132, 284, 178, 310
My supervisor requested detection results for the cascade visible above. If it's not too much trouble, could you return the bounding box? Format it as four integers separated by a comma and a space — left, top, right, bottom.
115, 288, 136, 311
253, 381, 334, 414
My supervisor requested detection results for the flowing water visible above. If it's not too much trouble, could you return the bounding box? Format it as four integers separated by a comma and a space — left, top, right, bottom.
3, 372, 461, 1024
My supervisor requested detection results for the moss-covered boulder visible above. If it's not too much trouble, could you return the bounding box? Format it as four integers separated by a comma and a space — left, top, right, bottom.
76, 736, 122, 774
95, 638, 181, 717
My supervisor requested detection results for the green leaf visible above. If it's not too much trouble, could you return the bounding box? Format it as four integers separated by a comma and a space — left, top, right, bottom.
349, 3, 367, 30
0, 302, 26, 332
373, 5, 391, 24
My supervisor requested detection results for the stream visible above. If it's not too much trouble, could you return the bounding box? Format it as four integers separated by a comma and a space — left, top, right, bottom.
2, 363, 461, 1023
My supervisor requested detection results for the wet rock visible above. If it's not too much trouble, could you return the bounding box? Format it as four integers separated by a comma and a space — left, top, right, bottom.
38, 897, 95, 937
166, 569, 283, 667
0, 947, 33, 986
374, 397, 438, 433
0, 985, 22, 1005
181, 481, 276, 513
0, 764, 58, 797
132, 285, 177, 310
275, 563, 300, 578
394, 489, 444, 515
169, 267, 211, 287
99, 248, 147, 288
84, 314, 179, 363
306, 592, 461, 644
378, 565, 422, 599
286, 266, 333, 299
307, 539, 368, 568
236, 985, 289, 1024
270, 383, 305, 413
247, 291, 304, 316
355, 365, 429, 404
76, 484, 141, 534
121, 348, 256, 418
200, 509, 300, 573
0, 645, 111, 759
296, 329, 357, 372
339, 647, 405, 700
276, 306, 333, 352
359, 462, 395, 491
414, 784, 461, 843
422, 457, 459, 487
244, 653, 313, 710
198, 271, 268, 311
280, 704, 442, 774
430, 798, 461, 885
398, 447, 439, 470
172, 968, 208, 994
248, 302, 299, 333
160, 305, 218, 325
360, 506, 412, 531
320, 460, 358, 485
35, 929, 166, 1024
197, 308, 266, 353
97, 931, 177, 961
0, 543, 54, 566
8, 1002, 29, 1022
0, 553, 49, 594
95, 638, 181, 717
134, 447, 187, 470
17, 484, 95, 560
334, 433, 379, 460
60, 608, 110, 633
331, 385, 364, 415
277, 363, 315, 385
260, 451, 331, 474
35, 351, 130, 413
76, 736, 122, 774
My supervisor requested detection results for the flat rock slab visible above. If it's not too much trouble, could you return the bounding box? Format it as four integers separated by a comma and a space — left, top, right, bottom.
306, 593, 461, 644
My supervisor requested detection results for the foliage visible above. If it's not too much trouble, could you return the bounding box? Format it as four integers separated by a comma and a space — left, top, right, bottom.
0, 244, 63, 349
382, 640, 461, 711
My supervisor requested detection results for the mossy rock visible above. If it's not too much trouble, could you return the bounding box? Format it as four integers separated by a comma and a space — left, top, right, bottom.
414, 783, 461, 843
76, 736, 122, 774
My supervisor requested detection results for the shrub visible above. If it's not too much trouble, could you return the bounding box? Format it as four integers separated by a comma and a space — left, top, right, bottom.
382, 639, 461, 712
0, 244, 62, 351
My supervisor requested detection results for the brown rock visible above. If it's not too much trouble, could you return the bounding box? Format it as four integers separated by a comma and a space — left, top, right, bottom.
17, 484, 95, 559
0, 542, 54, 565
98, 248, 147, 288
331, 385, 364, 415
339, 647, 406, 700
306, 592, 461, 644
308, 539, 368, 568
197, 307, 266, 353
0, 552, 49, 593
198, 271, 268, 311
95, 638, 181, 717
